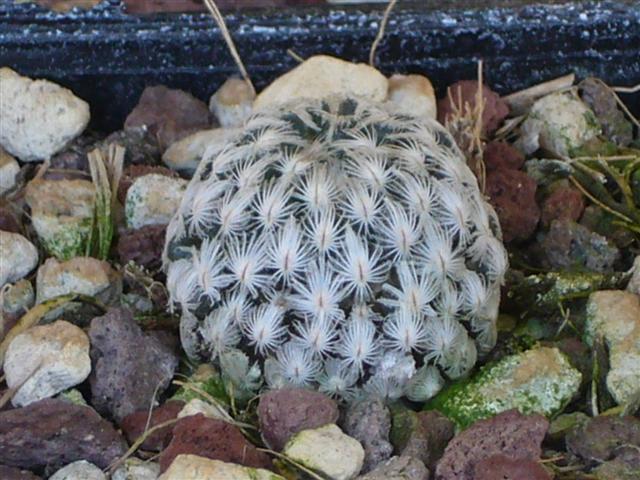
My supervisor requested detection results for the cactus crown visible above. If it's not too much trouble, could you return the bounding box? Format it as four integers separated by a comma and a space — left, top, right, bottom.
164, 97, 507, 402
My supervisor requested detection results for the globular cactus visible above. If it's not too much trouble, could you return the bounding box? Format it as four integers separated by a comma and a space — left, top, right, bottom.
164, 97, 508, 402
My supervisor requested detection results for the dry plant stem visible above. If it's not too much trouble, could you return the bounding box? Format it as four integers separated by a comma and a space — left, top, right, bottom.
257, 448, 326, 480
369, 0, 398, 67
203, 0, 255, 96
503, 73, 575, 115
613, 82, 640, 93
287, 49, 305, 63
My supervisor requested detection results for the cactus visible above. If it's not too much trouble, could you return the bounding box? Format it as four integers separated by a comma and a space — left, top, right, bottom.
164, 97, 508, 402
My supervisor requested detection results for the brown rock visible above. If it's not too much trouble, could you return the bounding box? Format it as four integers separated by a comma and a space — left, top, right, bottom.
483, 141, 525, 172
257, 388, 339, 451
0, 465, 42, 480
435, 410, 549, 480
120, 400, 184, 451
0, 398, 127, 471
101, 127, 161, 167
117, 164, 178, 205
343, 399, 393, 473
158, 414, 272, 472
0, 207, 21, 234
541, 185, 585, 227
117, 224, 167, 271
486, 168, 540, 242
438, 80, 509, 135
398, 411, 454, 472
566, 415, 640, 464
124, 86, 212, 151
473, 454, 552, 480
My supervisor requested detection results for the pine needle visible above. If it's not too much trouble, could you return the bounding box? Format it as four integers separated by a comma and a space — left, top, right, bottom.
369, 0, 398, 67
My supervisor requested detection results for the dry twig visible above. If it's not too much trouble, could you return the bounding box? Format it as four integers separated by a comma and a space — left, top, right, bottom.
369, 0, 398, 67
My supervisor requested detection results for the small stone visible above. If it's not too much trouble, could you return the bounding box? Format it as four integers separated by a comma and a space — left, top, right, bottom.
541, 184, 585, 227
473, 454, 552, 480
356, 456, 429, 480
483, 141, 525, 172
159, 455, 284, 480
89, 308, 178, 422
0, 465, 42, 479
387, 74, 436, 120
162, 128, 238, 174
209, 77, 255, 128
0, 398, 127, 470
0, 149, 20, 195
438, 80, 509, 135
120, 400, 184, 451
1, 279, 34, 340
519, 91, 601, 157
283, 424, 365, 480
546, 412, 589, 447
254, 55, 388, 110
585, 290, 640, 405
125, 174, 187, 229
112, 458, 161, 480
117, 224, 167, 271
24, 178, 94, 260
485, 168, 540, 242
343, 399, 393, 473
4, 320, 91, 407
178, 398, 228, 421
0, 206, 21, 234
428, 346, 581, 429
158, 414, 272, 472
49, 460, 106, 480
125, 86, 212, 151
627, 256, 640, 296
101, 126, 162, 167
580, 77, 633, 147
435, 410, 548, 480
0, 231, 38, 288
35, 257, 114, 304
49, 132, 102, 173
117, 164, 179, 205
258, 387, 340, 451
0, 68, 90, 162
566, 415, 640, 463
542, 220, 619, 272
592, 445, 640, 480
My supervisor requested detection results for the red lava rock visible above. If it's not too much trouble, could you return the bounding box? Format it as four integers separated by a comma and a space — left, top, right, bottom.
158, 414, 272, 473
258, 387, 339, 451
483, 141, 525, 172
0, 398, 127, 471
89, 308, 179, 423
485, 168, 540, 242
0, 465, 42, 479
343, 399, 393, 473
120, 400, 185, 451
541, 185, 585, 227
435, 410, 549, 480
473, 454, 552, 480
117, 164, 179, 204
437, 80, 510, 135
399, 410, 455, 472
124, 85, 212, 151
101, 127, 161, 167
117, 223, 167, 271
566, 415, 640, 463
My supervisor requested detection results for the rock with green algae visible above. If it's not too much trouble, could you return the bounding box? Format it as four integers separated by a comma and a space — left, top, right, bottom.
158, 455, 284, 480
426, 346, 582, 429
56, 388, 88, 406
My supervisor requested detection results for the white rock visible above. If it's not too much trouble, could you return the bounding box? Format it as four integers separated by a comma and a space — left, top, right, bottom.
209, 77, 255, 128
112, 458, 161, 480
159, 455, 284, 480
0, 68, 90, 162
254, 55, 388, 110
518, 91, 601, 157
283, 424, 365, 480
586, 290, 640, 405
125, 174, 187, 229
49, 460, 106, 480
0, 149, 20, 195
386, 74, 437, 120
0, 231, 38, 287
4, 320, 91, 407
36, 256, 114, 304
163, 128, 239, 174
25, 178, 95, 260
1, 279, 35, 341
178, 398, 228, 421
627, 255, 640, 296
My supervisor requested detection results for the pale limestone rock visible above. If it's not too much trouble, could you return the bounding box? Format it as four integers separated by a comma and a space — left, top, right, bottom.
49, 460, 106, 480
0, 149, 20, 195
0, 231, 38, 287
35, 256, 113, 304
387, 74, 437, 120
125, 174, 187, 229
159, 455, 284, 480
209, 77, 255, 128
112, 458, 161, 480
163, 128, 239, 174
0, 68, 90, 162
178, 398, 228, 421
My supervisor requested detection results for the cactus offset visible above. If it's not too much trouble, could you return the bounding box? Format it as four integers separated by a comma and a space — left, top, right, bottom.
164, 97, 508, 402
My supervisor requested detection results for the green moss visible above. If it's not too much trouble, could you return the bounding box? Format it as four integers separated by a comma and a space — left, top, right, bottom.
40, 216, 93, 260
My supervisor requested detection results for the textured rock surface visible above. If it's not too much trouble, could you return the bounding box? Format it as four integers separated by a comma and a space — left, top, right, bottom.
0, 206, 22, 234
0, 465, 42, 480
162, 128, 238, 174
541, 185, 585, 227
4, 320, 91, 407
343, 399, 393, 473
117, 164, 179, 205
566, 415, 640, 463
592, 446, 640, 480
117, 224, 167, 271
254, 55, 388, 109
124, 85, 212, 151
36, 257, 113, 304
283, 424, 365, 480
0, 68, 89, 162
258, 388, 340, 451
89, 308, 178, 422
159, 455, 284, 480
177, 398, 228, 420
125, 174, 187, 229
1, 279, 34, 341
101, 126, 162, 167
387, 74, 436, 120
580, 77, 633, 146
627, 256, 640, 296
120, 400, 184, 451
0, 231, 38, 287
435, 410, 548, 480
356, 456, 429, 480
585, 290, 640, 405
158, 414, 272, 472
0, 398, 127, 470
209, 77, 255, 128
0, 149, 20, 195
49, 460, 106, 480
112, 458, 161, 480
473, 454, 551, 480
25, 178, 95, 260
483, 141, 525, 172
